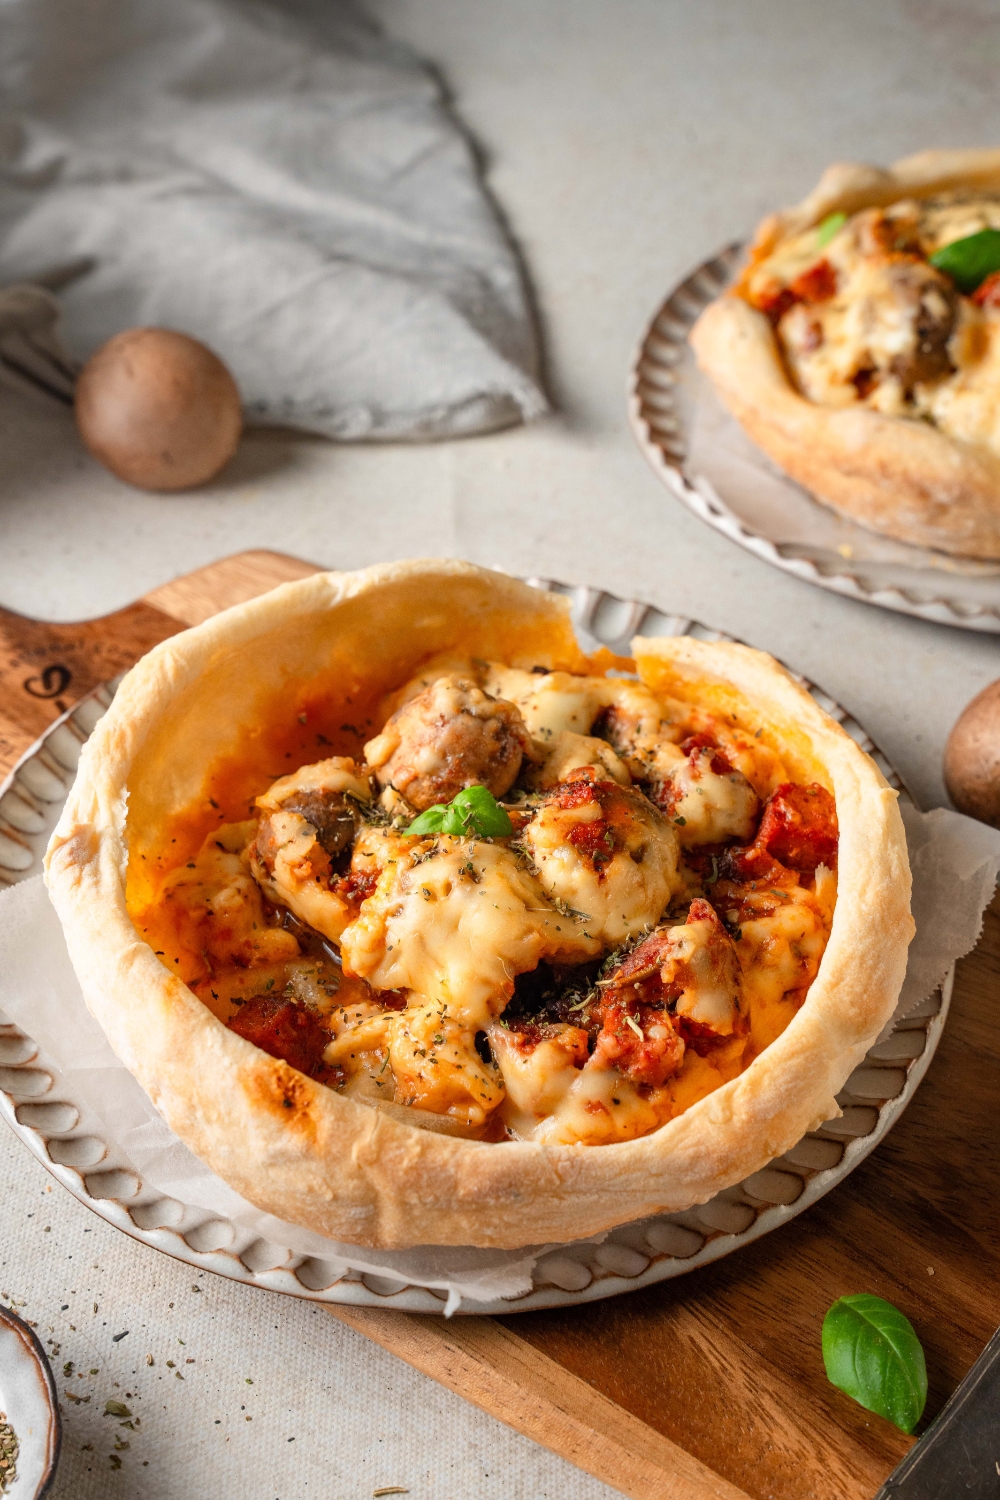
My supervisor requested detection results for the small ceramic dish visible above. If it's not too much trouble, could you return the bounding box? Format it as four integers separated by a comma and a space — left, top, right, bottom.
0, 1305, 60, 1498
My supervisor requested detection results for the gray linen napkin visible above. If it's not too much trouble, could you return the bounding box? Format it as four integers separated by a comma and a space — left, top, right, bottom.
0, 0, 546, 439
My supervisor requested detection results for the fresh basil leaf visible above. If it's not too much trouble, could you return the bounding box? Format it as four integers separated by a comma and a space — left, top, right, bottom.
450, 786, 513, 837
930, 227, 1000, 293
816, 211, 847, 248
403, 786, 513, 839
822, 1294, 927, 1434
404, 804, 449, 836
438, 802, 468, 836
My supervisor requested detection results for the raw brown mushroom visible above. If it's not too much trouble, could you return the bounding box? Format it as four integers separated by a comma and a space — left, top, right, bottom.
75, 327, 242, 491
943, 679, 1000, 828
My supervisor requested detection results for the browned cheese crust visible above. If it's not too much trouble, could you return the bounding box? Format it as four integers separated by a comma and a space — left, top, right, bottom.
690, 148, 1000, 558
44, 562, 913, 1249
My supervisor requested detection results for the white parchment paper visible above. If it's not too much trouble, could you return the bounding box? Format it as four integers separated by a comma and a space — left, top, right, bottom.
2, 803, 998, 1309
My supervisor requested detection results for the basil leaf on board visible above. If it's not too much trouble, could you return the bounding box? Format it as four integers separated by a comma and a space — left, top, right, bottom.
816, 211, 847, 248
930, 227, 1000, 294
822, 1294, 927, 1434
404, 786, 513, 839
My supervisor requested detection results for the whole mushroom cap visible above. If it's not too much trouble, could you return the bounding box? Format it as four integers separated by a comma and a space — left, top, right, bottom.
943, 677, 1000, 828
74, 327, 243, 491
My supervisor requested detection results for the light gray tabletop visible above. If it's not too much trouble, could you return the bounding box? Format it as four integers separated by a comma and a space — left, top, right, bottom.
2, 3, 998, 1496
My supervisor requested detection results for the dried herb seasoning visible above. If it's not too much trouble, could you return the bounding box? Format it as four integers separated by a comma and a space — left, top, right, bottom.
0, 1412, 18, 1494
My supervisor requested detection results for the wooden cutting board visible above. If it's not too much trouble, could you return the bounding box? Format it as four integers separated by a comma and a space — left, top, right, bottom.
3, 549, 998, 1500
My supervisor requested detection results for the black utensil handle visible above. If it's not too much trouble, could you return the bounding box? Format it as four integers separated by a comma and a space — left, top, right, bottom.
874, 1325, 1000, 1498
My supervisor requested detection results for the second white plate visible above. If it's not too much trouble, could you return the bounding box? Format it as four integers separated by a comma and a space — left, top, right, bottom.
630, 245, 1000, 634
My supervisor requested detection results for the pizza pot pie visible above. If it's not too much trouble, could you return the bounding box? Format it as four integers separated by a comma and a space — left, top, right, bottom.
44, 561, 913, 1249
691, 147, 1000, 558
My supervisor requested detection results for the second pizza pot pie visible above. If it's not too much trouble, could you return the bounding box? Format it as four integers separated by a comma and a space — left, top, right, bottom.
44, 562, 913, 1249
691, 148, 1000, 557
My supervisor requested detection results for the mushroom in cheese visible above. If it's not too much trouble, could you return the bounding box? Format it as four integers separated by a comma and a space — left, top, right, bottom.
780, 250, 959, 415
250, 757, 373, 943
484, 666, 688, 785
258, 757, 372, 854
364, 674, 536, 812
522, 774, 681, 946
656, 738, 760, 847
589, 681, 689, 782
593, 898, 740, 1073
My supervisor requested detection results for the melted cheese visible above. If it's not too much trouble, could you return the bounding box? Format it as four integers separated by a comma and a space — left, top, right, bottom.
388, 996, 505, 1125
484, 667, 606, 738
488, 1023, 589, 1121
147, 821, 299, 987
746, 192, 1000, 457
523, 790, 681, 946
256, 756, 371, 812
525, 1064, 674, 1145
593, 680, 688, 782
323, 1008, 392, 1067
668, 915, 740, 1033
778, 255, 955, 413
928, 307, 1000, 451
732, 885, 830, 1056
529, 730, 631, 788
250, 808, 355, 942
794, 288, 909, 410
340, 829, 599, 1027
715, 735, 790, 799
482, 667, 687, 780
665, 751, 759, 847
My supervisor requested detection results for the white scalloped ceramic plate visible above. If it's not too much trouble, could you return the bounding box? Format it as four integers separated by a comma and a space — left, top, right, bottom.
0, 580, 949, 1315
630, 245, 1000, 634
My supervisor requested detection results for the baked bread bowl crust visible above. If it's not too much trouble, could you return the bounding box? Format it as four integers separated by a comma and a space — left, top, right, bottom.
44, 560, 913, 1250
690, 148, 1000, 559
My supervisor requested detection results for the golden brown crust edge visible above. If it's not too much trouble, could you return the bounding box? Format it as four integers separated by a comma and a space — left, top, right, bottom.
690, 148, 1000, 559
690, 297, 1000, 557
749, 147, 1000, 262
43, 561, 914, 1250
